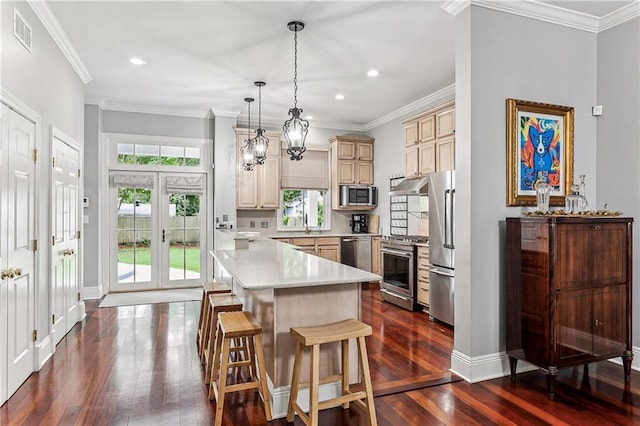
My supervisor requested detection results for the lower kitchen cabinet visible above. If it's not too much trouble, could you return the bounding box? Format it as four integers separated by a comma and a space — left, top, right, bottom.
416, 245, 429, 307
371, 236, 381, 275
506, 216, 633, 400
291, 237, 341, 262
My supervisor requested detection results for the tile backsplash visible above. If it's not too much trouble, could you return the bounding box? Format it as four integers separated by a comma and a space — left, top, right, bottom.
236, 210, 353, 234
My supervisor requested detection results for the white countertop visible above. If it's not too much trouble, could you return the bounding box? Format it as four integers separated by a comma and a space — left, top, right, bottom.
210, 236, 381, 290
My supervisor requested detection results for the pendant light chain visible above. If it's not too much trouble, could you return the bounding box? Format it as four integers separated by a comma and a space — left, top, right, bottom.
293, 27, 298, 109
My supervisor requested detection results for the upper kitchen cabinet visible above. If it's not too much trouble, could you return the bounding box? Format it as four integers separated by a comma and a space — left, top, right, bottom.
329, 135, 375, 211
402, 101, 455, 178
236, 129, 281, 209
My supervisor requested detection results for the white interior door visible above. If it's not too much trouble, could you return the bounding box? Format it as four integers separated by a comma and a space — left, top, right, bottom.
0, 104, 36, 401
51, 137, 80, 345
159, 173, 207, 288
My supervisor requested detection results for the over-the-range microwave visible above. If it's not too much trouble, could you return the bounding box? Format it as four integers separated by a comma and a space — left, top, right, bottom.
340, 185, 378, 207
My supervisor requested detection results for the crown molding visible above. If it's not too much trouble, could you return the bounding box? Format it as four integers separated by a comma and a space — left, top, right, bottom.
472, 0, 600, 33
442, 0, 470, 16
212, 110, 240, 118
27, 0, 92, 84
599, 1, 640, 32
363, 84, 456, 131
237, 114, 366, 132
444, 0, 638, 33
98, 101, 214, 119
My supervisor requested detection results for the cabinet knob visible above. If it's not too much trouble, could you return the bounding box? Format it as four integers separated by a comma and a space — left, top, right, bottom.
14, 268, 23, 276
591, 225, 601, 230
594, 319, 603, 326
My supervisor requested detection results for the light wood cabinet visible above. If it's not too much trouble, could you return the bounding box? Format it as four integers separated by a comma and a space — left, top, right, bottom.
402, 101, 455, 177
416, 246, 430, 307
329, 135, 375, 211
236, 129, 280, 209
506, 217, 633, 400
371, 236, 381, 276
291, 236, 341, 262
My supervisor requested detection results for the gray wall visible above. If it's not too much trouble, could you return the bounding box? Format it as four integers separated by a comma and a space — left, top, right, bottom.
83, 105, 100, 290
2, 1, 85, 345
102, 110, 213, 139
452, 5, 599, 380
596, 17, 640, 347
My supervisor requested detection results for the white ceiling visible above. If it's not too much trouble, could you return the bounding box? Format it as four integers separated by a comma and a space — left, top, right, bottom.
45, 1, 636, 129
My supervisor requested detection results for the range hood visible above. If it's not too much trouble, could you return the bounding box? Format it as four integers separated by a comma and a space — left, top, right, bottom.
389, 176, 429, 196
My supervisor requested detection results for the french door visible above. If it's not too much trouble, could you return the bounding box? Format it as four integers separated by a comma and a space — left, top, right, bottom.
109, 171, 207, 292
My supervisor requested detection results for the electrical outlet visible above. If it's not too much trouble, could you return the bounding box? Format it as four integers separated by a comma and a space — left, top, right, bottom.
250, 221, 255, 228
261, 221, 268, 228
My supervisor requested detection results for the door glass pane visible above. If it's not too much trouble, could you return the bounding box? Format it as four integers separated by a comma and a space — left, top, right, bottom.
117, 187, 152, 283
168, 193, 201, 281
185, 147, 201, 166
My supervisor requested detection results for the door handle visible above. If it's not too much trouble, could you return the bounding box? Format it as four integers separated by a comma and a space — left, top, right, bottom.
14, 268, 23, 276
162, 229, 166, 243
6, 268, 15, 279
1, 269, 9, 280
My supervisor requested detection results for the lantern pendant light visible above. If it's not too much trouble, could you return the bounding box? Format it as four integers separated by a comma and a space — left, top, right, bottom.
240, 97, 256, 171
283, 21, 309, 161
252, 81, 269, 165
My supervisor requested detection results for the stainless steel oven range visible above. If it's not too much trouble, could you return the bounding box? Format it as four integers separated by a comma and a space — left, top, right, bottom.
379, 235, 427, 311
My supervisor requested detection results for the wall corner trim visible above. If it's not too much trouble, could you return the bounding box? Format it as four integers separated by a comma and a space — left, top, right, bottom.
27, 0, 92, 84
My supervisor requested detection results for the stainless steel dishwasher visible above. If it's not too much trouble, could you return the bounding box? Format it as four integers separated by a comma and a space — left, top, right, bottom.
340, 236, 372, 272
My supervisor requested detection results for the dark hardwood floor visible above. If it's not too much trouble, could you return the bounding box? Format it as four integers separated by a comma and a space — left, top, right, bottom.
2, 286, 639, 425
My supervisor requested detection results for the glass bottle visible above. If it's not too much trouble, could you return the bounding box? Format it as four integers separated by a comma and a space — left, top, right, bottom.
578, 175, 589, 212
535, 177, 552, 213
565, 184, 581, 214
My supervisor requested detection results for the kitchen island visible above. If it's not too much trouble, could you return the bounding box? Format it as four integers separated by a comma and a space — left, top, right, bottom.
210, 231, 381, 418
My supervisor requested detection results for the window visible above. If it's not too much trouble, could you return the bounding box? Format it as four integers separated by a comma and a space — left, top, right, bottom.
278, 189, 330, 231
117, 143, 201, 167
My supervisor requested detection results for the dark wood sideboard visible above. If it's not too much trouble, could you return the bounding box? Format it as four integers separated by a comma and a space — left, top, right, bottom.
505, 216, 633, 399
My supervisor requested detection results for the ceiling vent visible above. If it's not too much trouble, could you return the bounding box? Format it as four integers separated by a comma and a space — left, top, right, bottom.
14, 8, 32, 52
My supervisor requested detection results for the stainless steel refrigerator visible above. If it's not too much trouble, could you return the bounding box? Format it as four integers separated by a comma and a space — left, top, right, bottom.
428, 170, 455, 326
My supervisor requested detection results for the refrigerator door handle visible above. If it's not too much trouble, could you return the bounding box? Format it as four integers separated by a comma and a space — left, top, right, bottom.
444, 189, 454, 249
429, 267, 454, 278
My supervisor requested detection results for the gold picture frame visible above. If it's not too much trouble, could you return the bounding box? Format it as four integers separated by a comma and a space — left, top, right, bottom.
506, 98, 574, 207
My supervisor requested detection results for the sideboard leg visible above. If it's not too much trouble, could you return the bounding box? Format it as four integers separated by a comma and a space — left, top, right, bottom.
508, 356, 518, 382
581, 364, 590, 388
546, 367, 558, 400
623, 351, 633, 384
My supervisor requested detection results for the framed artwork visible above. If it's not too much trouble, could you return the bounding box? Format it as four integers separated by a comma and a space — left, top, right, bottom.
506, 98, 574, 206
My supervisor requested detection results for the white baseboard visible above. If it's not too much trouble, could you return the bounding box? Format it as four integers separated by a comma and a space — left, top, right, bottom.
35, 335, 53, 370
607, 345, 640, 371
451, 346, 640, 384
268, 376, 342, 419
83, 283, 104, 299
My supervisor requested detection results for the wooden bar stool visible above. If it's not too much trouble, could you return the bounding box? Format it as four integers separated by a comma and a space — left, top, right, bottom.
196, 281, 232, 358
203, 294, 244, 384
287, 318, 377, 426
209, 311, 272, 426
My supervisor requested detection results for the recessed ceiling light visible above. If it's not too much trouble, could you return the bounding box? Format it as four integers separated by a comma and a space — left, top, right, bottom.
305, 115, 313, 120
129, 57, 146, 65
367, 69, 379, 77
335, 94, 345, 100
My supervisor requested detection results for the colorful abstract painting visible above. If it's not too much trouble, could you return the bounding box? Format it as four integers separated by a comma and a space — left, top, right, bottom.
506, 99, 574, 207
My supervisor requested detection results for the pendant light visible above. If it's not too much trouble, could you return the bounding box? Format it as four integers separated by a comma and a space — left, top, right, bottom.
240, 97, 256, 171
283, 21, 309, 161
252, 81, 269, 165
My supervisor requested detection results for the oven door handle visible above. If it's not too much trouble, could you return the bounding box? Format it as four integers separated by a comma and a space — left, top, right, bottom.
381, 248, 412, 258
380, 288, 413, 302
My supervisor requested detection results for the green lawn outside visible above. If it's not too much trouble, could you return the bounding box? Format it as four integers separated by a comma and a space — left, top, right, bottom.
118, 246, 201, 272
